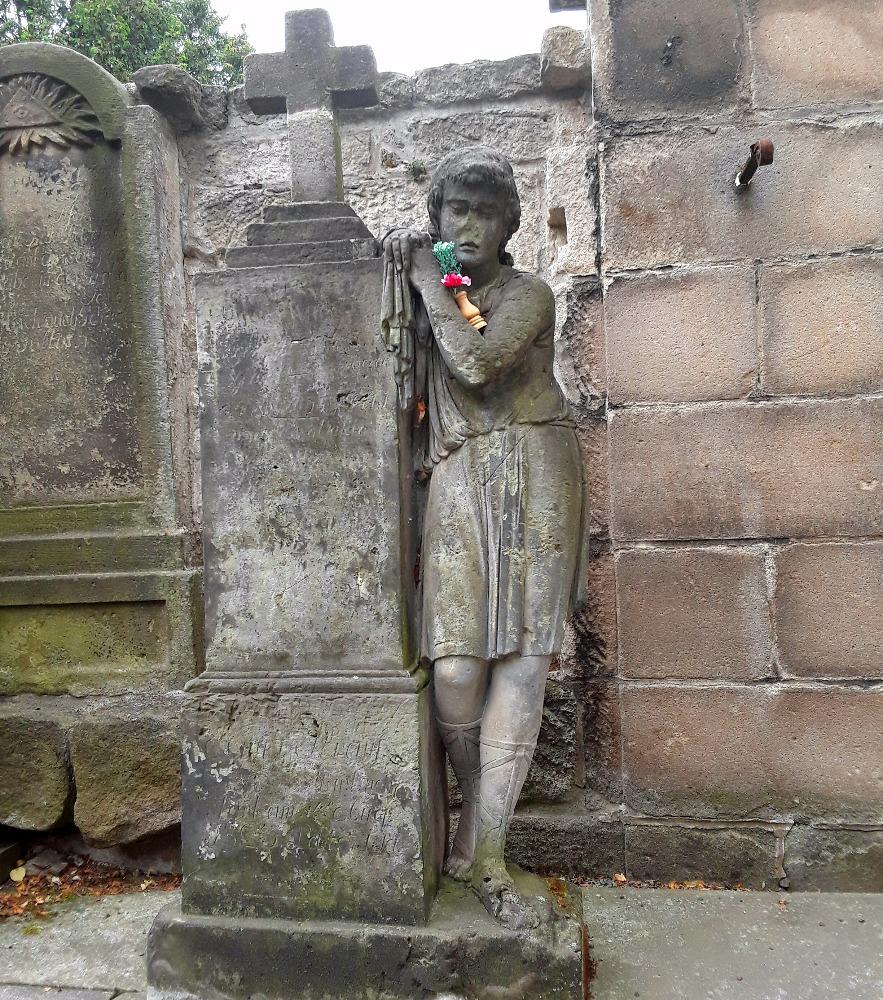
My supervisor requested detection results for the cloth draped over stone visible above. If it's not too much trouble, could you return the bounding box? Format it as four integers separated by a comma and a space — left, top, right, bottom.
381, 257, 418, 411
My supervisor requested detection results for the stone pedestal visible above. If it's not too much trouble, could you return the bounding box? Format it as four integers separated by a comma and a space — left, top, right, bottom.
149, 871, 584, 1000
146, 198, 585, 998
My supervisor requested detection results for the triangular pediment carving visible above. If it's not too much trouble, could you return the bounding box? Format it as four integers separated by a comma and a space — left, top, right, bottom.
0, 73, 104, 155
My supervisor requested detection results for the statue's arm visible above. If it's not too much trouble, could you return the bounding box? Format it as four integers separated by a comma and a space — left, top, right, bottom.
413, 254, 554, 390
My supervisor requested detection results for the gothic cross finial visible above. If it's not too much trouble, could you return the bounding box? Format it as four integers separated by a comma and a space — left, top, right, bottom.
243, 9, 378, 202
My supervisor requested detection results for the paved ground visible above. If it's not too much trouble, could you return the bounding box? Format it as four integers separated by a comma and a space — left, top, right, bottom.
584, 887, 883, 999
0, 886, 881, 998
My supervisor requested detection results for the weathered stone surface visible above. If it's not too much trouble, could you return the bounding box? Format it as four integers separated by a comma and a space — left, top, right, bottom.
616, 547, 772, 680
583, 886, 883, 1000
179, 89, 289, 190
133, 65, 226, 131
0, 600, 169, 697
748, 0, 883, 110
589, 0, 747, 121
508, 812, 626, 877
414, 55, 541, 105
196, 256, 408, 672
0, 711, 70, 830
583, 680, 622, 807
621, 685, 883, 822
606, 268, 757, 403
407, 107, 555, 164
0, 123, 138, 508
151, 872, 583, 1000
760, 256, 883, 397
541, 27, 590, 93
555, 276, 605, 405
186, 184, 288, 255
376, 71, 416, 109
180, 690, 438, 925
785, 825, 883, 892
609, 399, 883, 541
774, 542, 883, 680
602, 123, 883, 270
69, 709, 181, 846
561, 550, 617, 678
524, 679, 578, 804
545, 145, 598, 276
625, 822, 781, 888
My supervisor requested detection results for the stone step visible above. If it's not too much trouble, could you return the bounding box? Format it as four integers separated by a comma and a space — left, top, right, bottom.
262, 201, 357, 223
246, 216, 371, 246
225, 237, 378, 269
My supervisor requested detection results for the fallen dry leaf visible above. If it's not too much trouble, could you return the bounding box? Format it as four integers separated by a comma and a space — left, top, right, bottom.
612, 872, 628, 886
8, 867, 26, 884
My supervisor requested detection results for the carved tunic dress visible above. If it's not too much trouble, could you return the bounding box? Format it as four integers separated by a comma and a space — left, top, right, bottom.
417, 267, 588, 663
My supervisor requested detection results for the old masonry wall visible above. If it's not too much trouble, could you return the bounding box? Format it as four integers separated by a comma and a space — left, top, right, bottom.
2, 0, 881, 889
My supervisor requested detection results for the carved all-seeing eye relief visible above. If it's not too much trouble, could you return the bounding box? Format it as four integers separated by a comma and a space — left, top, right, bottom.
0, 73, 104, 156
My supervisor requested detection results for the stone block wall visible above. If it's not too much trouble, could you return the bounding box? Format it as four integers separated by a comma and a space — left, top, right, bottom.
576, 0, 882, 890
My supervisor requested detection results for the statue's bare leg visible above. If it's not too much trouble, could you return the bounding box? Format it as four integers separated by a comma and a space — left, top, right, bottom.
434, 654, 489, 880
471, 653, 550, 930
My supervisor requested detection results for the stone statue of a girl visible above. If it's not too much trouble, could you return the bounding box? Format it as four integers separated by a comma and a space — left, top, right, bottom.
382, 147, 588, 930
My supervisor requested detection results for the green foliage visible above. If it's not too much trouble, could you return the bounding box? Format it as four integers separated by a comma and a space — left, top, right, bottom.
0, 0, 252, 86
432, 241, 461, 276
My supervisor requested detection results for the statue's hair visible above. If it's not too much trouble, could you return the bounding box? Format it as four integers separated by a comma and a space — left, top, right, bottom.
426, 147, 521, 266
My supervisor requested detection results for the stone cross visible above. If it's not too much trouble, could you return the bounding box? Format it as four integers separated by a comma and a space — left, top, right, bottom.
243, 8, 378, 202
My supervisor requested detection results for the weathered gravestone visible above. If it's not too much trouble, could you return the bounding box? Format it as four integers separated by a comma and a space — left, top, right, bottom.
0, 44, 199, 844
147, 10, 584, 998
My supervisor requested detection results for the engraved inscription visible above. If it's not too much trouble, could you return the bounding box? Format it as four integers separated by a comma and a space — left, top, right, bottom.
0, 141, 142, 507
186, 695, 421, 871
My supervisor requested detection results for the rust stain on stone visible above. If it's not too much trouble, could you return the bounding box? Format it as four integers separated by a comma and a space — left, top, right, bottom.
582, 919, 597, 999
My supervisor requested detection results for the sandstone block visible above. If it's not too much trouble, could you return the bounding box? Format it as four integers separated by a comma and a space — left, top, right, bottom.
583, 681, 623, 807
414, 55, 541, 105
748, 0, 883, 110
609, 399, 883, 541
508, 813, 625, 878
0, 711, 70, 830
602, 123, 883, 270
555, 277, 605, 403
407, 107, 554, 165
133, 65, 226, 131
179, 89, 289, 191
774, 542, 883, 680
562, 549, 617, 679
617, 547, 772, 680
589, 0, 747, 122
545, 145, 598, 276
70, 711, 182, 846
621, 685, 883, 822
625, 822, 781, 888
785, 825, 883, 892
760, 256, 883, 397
541, 27, 590, 93
523, 679, 578, 804
606, 268, 757, 404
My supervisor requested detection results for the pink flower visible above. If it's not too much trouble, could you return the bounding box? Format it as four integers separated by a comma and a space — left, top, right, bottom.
442, 273, 472, 288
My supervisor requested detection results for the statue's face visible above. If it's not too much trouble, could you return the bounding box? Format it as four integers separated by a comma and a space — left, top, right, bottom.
439, 181, 506, 272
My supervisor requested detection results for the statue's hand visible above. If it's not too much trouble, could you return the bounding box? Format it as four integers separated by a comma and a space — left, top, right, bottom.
382, 228, 432, 275
407, 246, 439, 295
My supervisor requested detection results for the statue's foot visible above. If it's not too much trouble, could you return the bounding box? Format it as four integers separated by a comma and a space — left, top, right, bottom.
444, 805, 476, 881
471, 858, 540, 931
444, 847, 473, 881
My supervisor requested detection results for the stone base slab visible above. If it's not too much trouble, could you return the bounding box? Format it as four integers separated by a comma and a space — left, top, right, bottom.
147, 874, 586, 1000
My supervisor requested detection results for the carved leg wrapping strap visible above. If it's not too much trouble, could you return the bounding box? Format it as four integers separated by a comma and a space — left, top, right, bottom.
438, 718, 483, 808
476, 736, 536, 855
